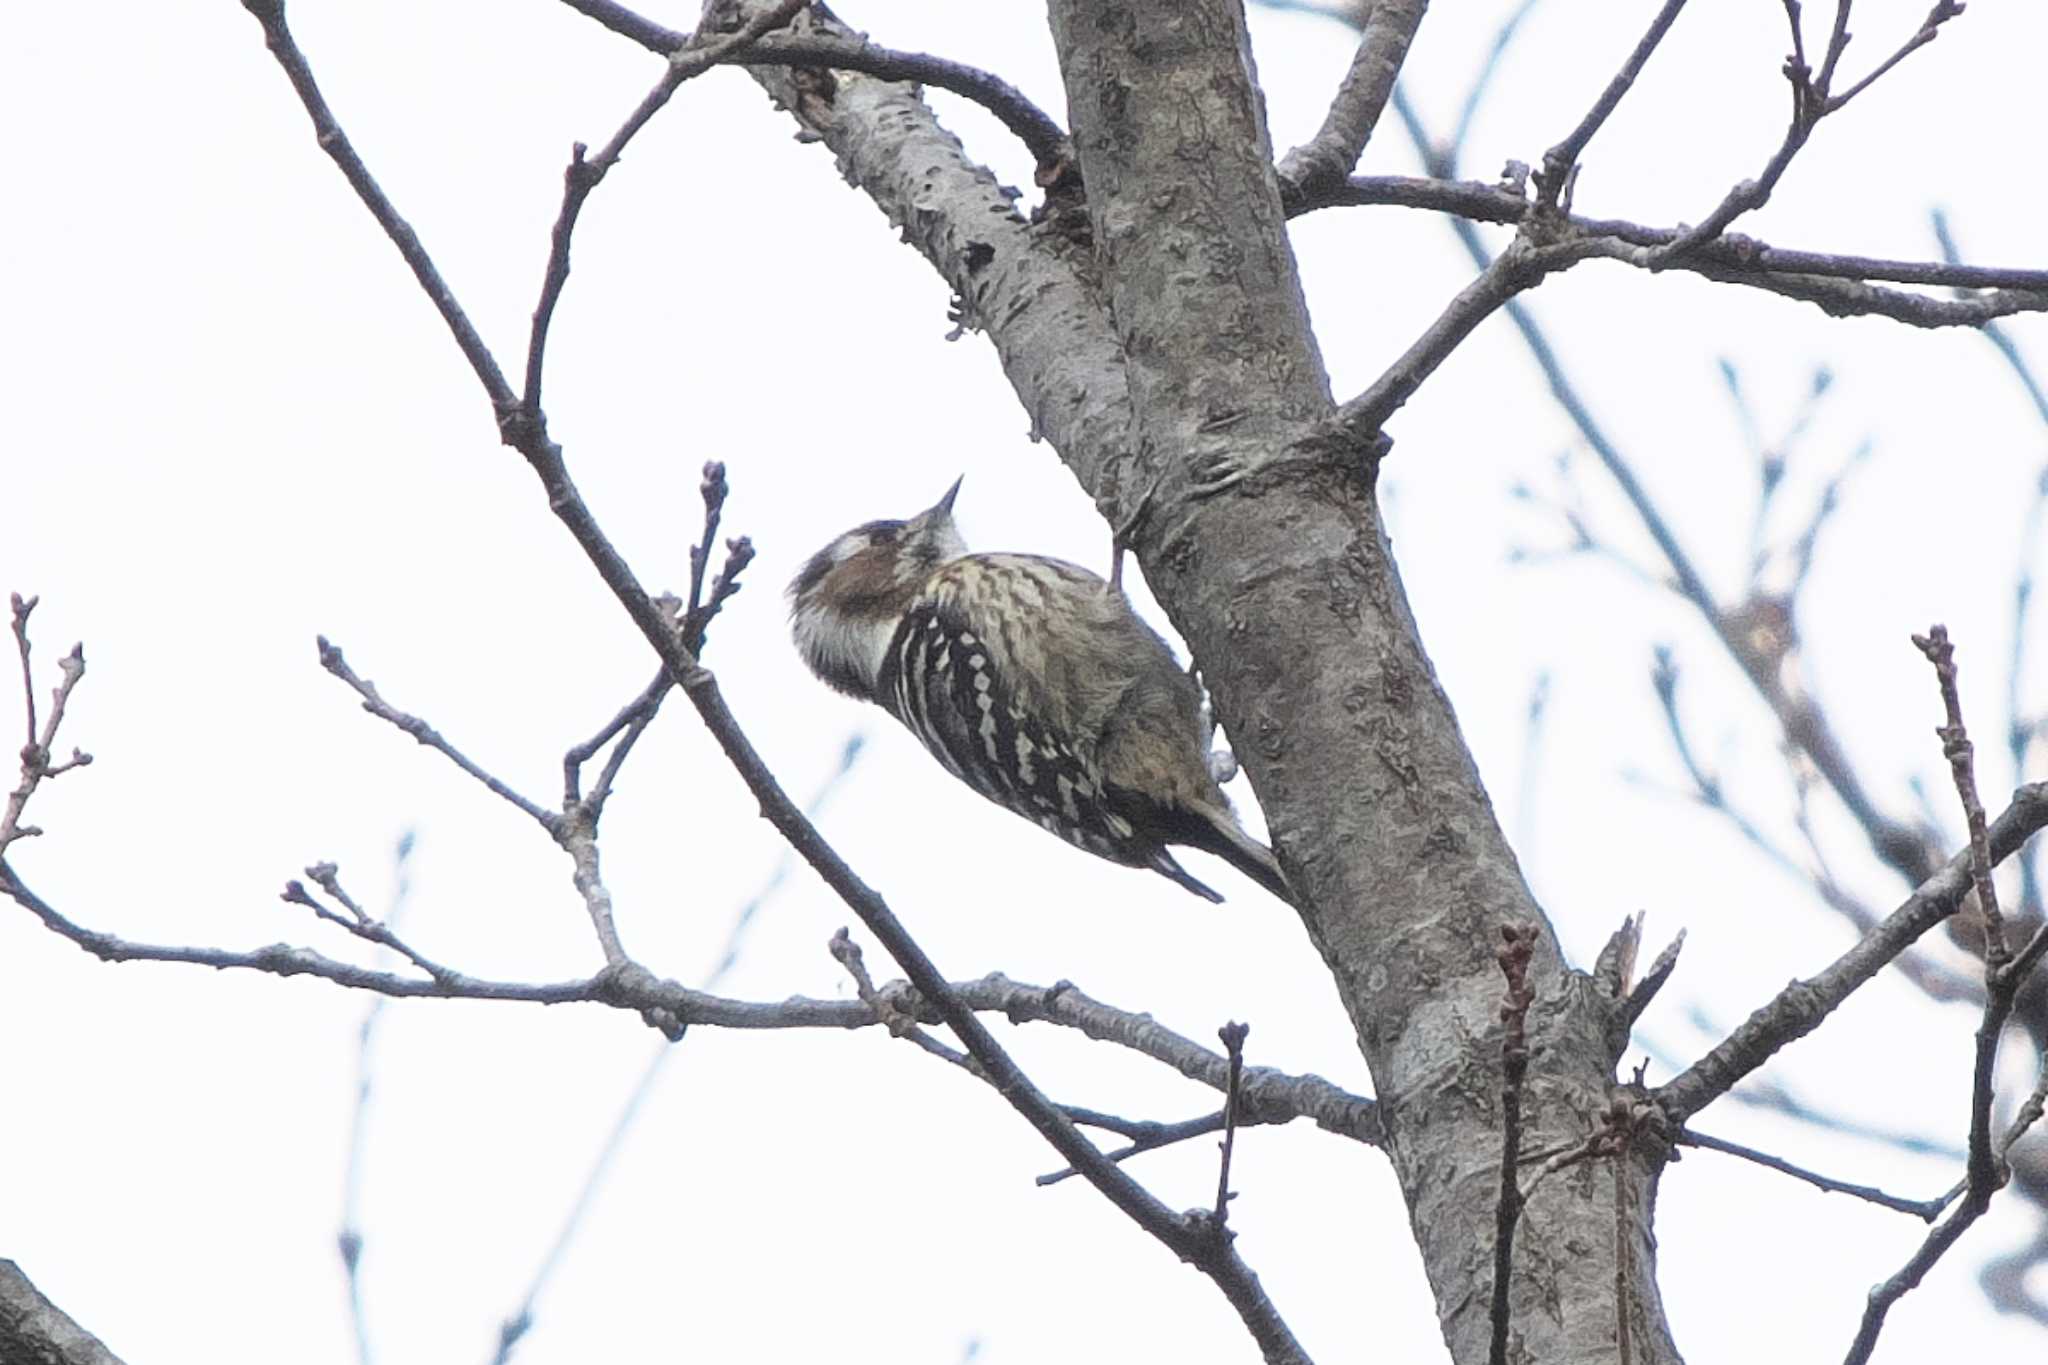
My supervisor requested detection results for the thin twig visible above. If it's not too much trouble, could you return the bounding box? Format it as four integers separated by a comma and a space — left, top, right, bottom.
1, 601, 90, 856
522, 1, 809, 414
1301, 173, 2048, 306
1765, 627, 2033, 1363
1825, 2, 1966, 113
10, 594, 35, 748
318, 637, 556, 833
5, 863, 595, 1002
1679, 1127, 1944, 1219
1037, 1111, 1237, 1188
563, 468, 754, 819
1490, 923, 1538, 1365
281, 866, 462, 985
573, 667, 670, 816
1336, 235, 1598, 436
562, 666, 666, 808
1213, 1021, 1250, 1226
1537, 0, 1691, 209
237, 0, 515, 408
1914, 626, 2008, 970
1652, 0, 1966, 268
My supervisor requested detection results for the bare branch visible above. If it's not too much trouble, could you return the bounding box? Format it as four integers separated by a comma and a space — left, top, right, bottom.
236, 0, 515, 409
556, 0, 685, 50
556, 2, 1071, 175
1302, 175, 2048, 296
741, 33, 1070, 174
563, 466, 754, 816
281, 862, 461, 985
522, 0, 809, 414
1299, 174, 2048, 325
1212, 1021, 1251, 1226
562, 665, 667, 809
317, 638, 556, 833
1678, 1127, 1945, 1220
10, 593, 35, 747
1490, 923, 1538, 1365
1536, 0, 1690, 209
4, 863, 595, 1003
1825, 2, 1968, 113
1275, 0, 1427, 198
1337, 234, 1599, 436
238, 10, 1276, 1314
1913, 626, 2008, 971
1651, 1, 1967, 267
1605, 240, 2047, 329
557, 804, 629, 969
564, 665, 669, 813
3, 597, 89, 856
1297, 172, 1529, 224
1039, 1110, 1249, 1187
3, 857, 1381, 1146
1657, 781, 2048, 1122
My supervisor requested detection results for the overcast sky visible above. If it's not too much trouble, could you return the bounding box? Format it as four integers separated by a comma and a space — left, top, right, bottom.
5, 2, 2047, 1362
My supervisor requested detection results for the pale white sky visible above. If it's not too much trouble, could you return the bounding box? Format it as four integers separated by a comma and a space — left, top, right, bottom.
4, 2, 2046, 1362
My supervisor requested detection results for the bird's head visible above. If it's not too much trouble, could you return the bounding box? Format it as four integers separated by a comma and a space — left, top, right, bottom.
788, 478, 967, 698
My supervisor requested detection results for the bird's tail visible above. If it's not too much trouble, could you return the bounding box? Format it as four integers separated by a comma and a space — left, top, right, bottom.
1175, 800, 1294, 906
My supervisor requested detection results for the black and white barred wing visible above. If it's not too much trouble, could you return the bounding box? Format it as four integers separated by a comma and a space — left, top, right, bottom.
877, 600, 1162, 874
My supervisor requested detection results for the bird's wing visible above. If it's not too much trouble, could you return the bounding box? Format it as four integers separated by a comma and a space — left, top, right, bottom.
878, 597, 1161, 873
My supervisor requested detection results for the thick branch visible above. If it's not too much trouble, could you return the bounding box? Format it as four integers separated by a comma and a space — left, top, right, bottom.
1275, 0, 1428, 198
1044, 4, 1673, 1363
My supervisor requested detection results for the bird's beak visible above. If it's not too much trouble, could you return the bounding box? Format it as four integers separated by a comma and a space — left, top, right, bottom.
930, 475, 964, 519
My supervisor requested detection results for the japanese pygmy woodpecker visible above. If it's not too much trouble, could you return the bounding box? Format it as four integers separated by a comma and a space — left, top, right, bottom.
787, 480, 1289, 904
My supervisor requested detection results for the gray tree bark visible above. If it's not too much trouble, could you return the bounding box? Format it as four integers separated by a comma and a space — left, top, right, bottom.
0, 1261, 126, 1365
732, 1, 1681, 1360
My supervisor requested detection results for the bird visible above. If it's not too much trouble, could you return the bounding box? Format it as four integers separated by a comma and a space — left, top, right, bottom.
787, 478, 1290, 904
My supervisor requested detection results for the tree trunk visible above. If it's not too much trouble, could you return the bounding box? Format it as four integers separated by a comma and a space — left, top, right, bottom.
733, 0, 1684, 1358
